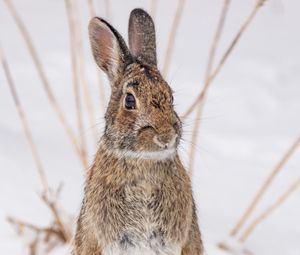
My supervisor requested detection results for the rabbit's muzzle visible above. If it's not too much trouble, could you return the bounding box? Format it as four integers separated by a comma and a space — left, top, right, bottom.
136, 121, 180, 152
153, 133, 178, 149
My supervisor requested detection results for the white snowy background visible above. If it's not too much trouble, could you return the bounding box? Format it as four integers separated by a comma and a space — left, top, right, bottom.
0, 0, 299, 254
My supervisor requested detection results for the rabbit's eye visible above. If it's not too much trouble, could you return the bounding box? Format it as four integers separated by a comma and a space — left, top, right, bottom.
125, 93, 136, 110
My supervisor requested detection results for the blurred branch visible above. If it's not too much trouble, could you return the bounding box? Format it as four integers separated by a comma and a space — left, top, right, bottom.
40, 191, 71, 242
239, 178, 300, 242
104, 0, 112, 21
218, 241, 254, 255
7, 217, 65, 242
182, 0, 267, 119
87, 0, 96, 17
69, 0, 98, 148
4, 0, 88, 168
65, 0, 89, 170
230, 134, 300, 237
86, 0, 107, 114
149, 0, 158, 20
162, 0, 186, 77
96, 71, 106, 113
188, 0, 231, 175
0, 47, 49, 193
7, 185, 72, 253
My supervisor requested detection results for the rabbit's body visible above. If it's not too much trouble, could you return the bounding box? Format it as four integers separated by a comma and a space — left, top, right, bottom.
77, 141, 192, 255
74, 8, 203, 255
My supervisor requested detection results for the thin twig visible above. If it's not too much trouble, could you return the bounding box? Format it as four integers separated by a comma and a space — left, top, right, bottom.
239, 178, 300, 242
29, 236, 38, 255
41, 193, 71, 242
71, 0, 98, 148
230, 135, 300, 237
4, 0, 88, 168
65, 0, 89, 169
188, 0, 231, 175
0, 47, 49, 193
7, 217, 64, 241
162, 0, 186, 77
182, 0, 267, 119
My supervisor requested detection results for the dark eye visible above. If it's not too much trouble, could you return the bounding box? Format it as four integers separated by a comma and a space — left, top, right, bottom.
125, 93, 136, 110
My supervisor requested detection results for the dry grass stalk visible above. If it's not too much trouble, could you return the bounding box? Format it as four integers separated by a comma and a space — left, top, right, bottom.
65, 0, 89, 169
0, 47, 49, 193
150, 0, 158, 20
182, 0, 267, 119
204, 0, 231, 81
162, 0, 186, 77
188, 0, 231, 175
3, 48, 71, 249
70, 0, 98, 148
239, 178, 300, 242
187, 99, 205, 176
3, 0, 88, 168
230, 134, 300, 237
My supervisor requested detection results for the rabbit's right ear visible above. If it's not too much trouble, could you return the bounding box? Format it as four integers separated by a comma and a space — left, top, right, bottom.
89, 18, 132, 82
128, 9, 157, 66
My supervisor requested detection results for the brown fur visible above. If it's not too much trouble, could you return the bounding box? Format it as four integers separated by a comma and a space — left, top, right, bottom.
73, 8, 203, 255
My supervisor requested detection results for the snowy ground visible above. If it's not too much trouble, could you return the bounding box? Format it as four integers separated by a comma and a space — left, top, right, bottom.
1, 0, 300, 254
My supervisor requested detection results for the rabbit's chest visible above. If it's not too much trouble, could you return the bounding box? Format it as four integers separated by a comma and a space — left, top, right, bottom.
124, 179, 157, 204
122, 179, 170, 223
102, 180, 181, 255
102, 180, 183, 255
103, 178, 188, 252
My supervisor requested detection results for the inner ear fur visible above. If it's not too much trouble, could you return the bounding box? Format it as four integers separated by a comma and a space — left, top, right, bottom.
128, 8, 157, 66
88, 17, 132, 81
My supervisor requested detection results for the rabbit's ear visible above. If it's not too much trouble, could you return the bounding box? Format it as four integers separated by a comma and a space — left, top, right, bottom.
128, 9, 157, 66
89, 17, 132, 82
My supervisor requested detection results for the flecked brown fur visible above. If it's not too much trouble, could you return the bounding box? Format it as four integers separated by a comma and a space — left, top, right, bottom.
73, 8, 203, 255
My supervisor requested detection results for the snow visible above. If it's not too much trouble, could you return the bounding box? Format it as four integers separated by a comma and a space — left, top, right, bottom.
1, 0, 300, 254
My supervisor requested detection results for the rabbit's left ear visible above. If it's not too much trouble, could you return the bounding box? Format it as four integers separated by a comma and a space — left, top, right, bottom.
89, 17, 132, 82
128, 8, 157, 66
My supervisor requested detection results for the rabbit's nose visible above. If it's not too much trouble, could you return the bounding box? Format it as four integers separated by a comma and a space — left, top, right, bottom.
153, 134, 178, 149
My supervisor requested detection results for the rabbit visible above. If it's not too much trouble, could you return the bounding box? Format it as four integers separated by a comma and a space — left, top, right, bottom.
73, 8, 203, 255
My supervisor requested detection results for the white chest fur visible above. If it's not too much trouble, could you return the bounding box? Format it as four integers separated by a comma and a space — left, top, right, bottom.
103, 240, 181, 255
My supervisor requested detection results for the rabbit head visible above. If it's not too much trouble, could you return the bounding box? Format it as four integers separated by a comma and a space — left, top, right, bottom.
89, 9, 182, 159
